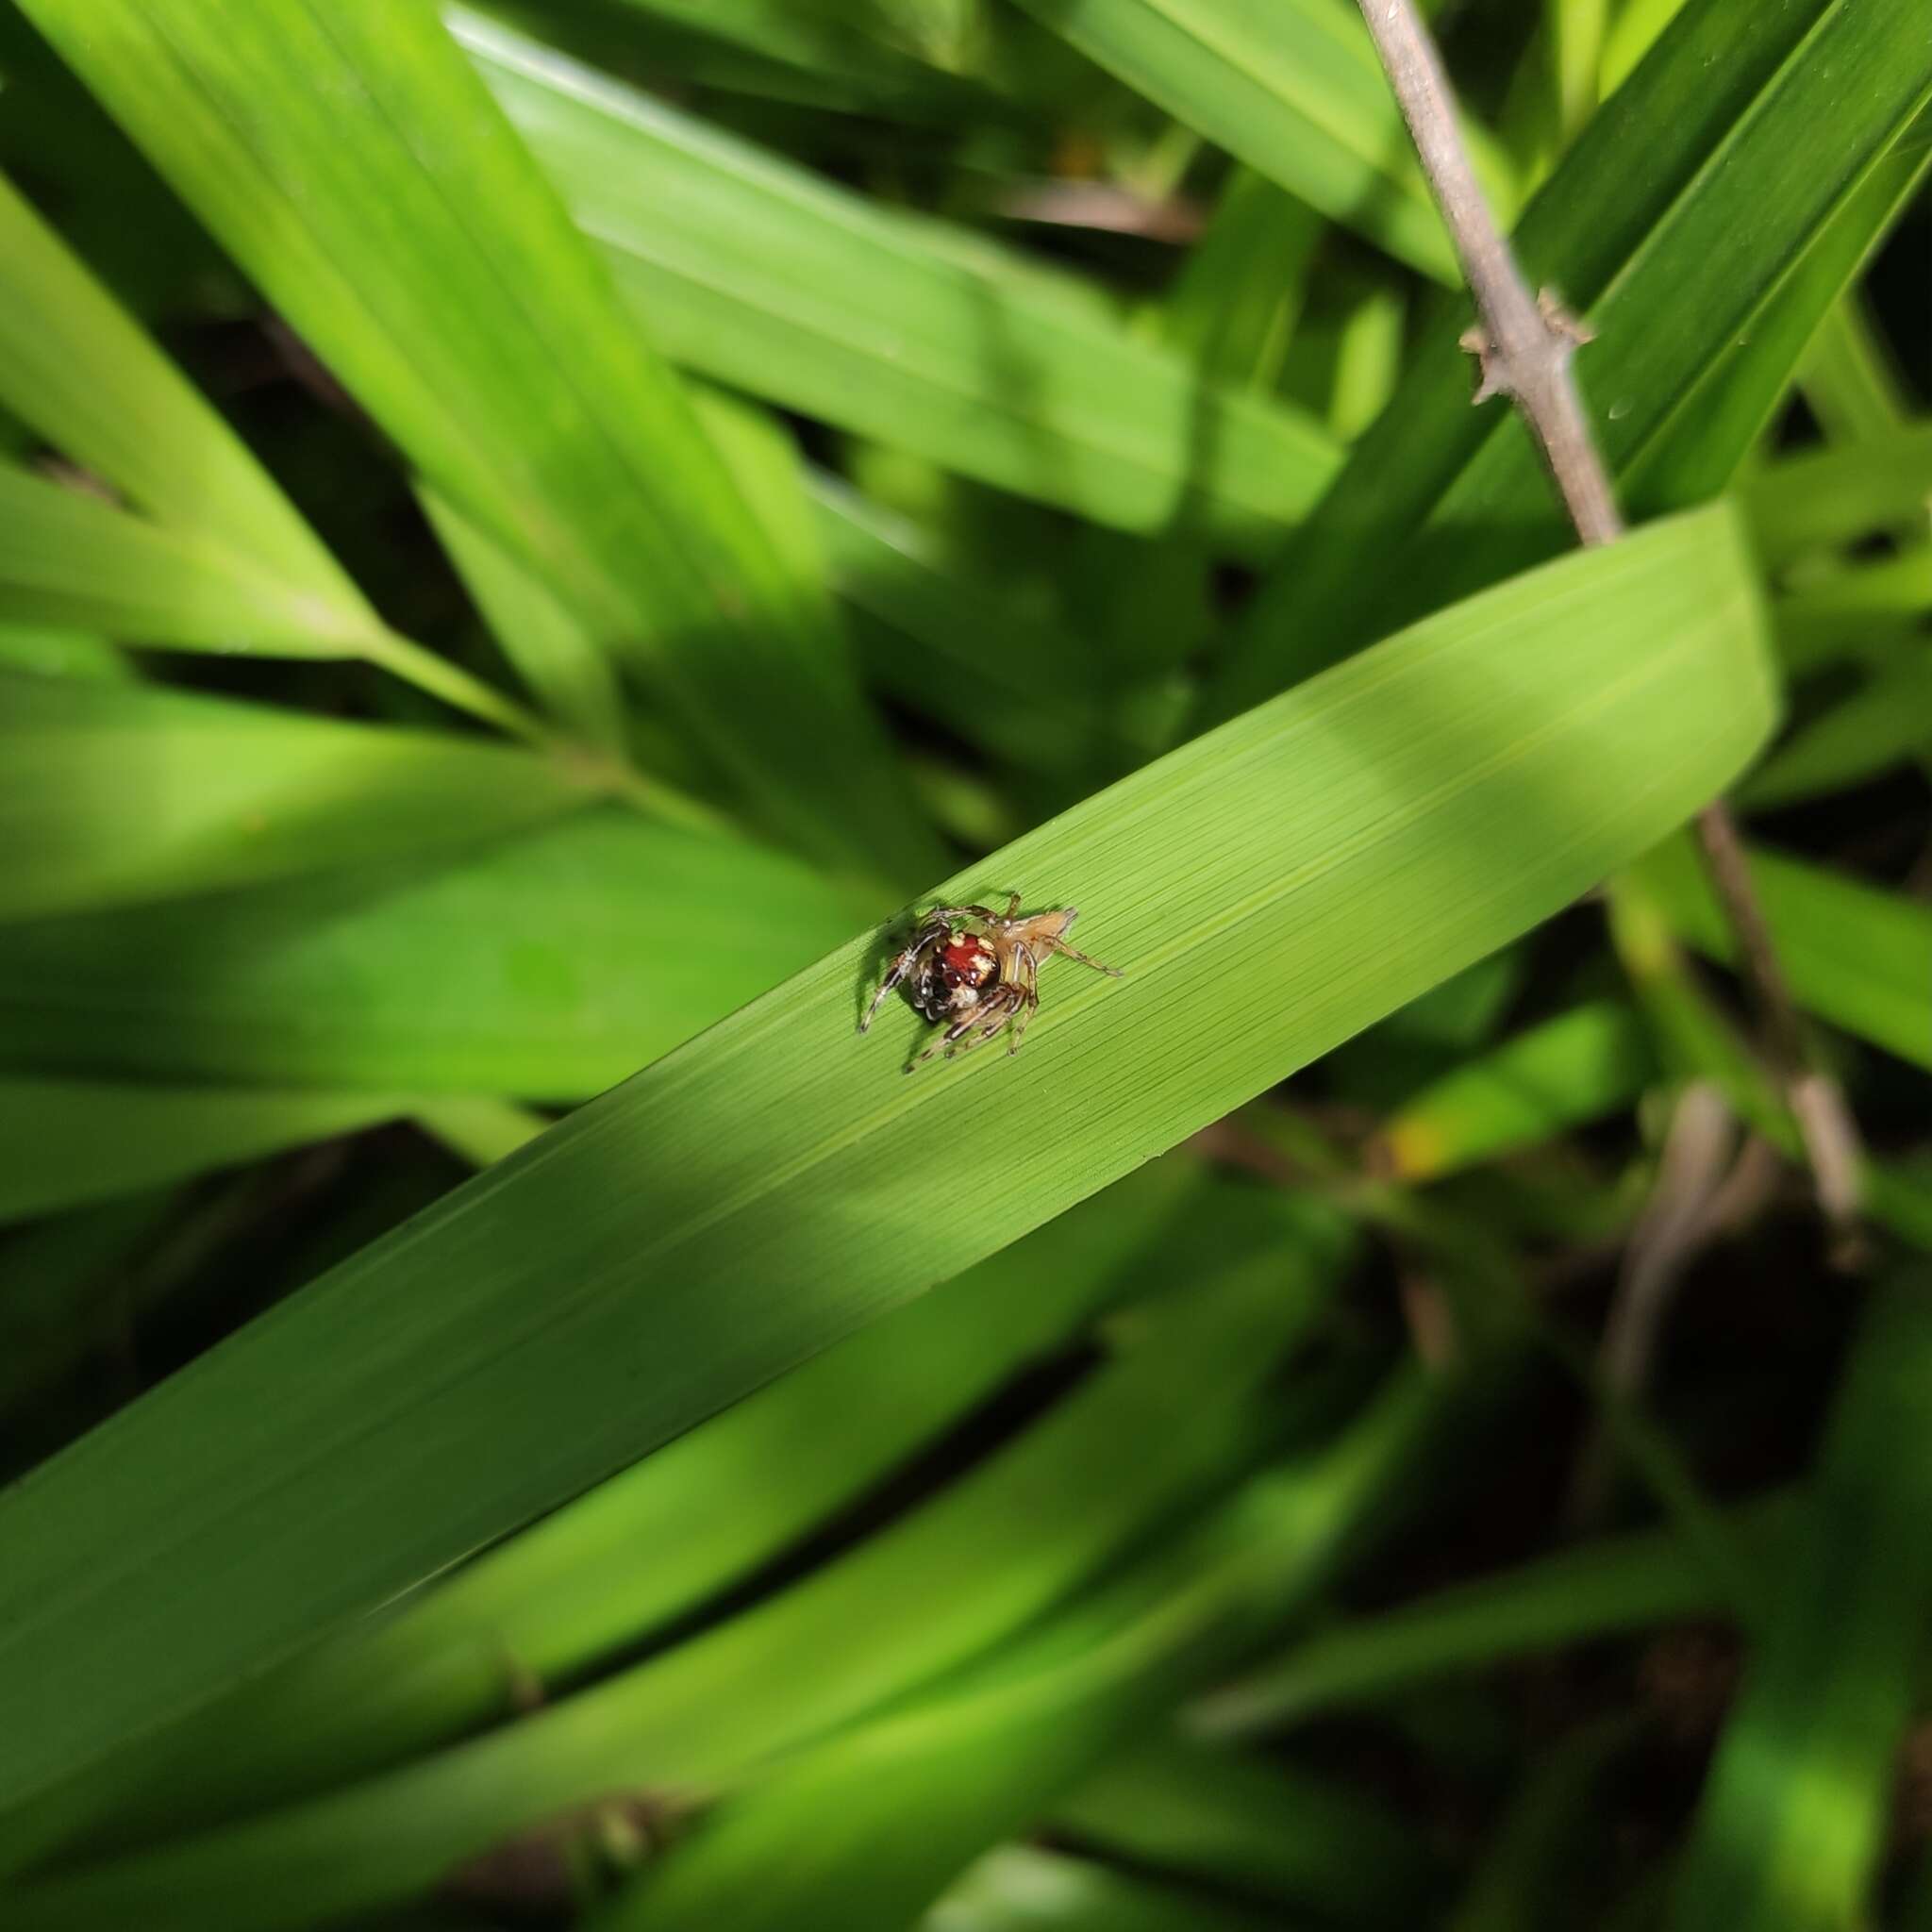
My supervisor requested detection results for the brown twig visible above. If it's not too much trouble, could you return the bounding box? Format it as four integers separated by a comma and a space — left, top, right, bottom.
1355, 0, 1866, 1249
1565, 1084, 1769, 1530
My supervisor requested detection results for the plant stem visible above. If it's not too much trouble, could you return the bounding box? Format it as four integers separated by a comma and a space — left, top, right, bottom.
1354, 0, 1865, 1247
362, 625, 555, 746
363, 626, 731, 836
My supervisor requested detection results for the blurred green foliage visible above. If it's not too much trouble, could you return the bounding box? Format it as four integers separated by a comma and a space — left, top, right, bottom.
0, 1, 1926, 1927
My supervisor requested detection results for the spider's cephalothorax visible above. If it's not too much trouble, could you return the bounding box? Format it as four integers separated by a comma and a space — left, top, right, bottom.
911, 932, 999, 1023
859, 891, 1123, 1071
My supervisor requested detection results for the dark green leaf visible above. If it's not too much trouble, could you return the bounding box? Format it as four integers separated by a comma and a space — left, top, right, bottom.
0, 671, 594, 923
1207, 0, 1932, 717
1672, 1281, 1932, 1931
16, 0, 935, 884
0, 811, 865, 1096
460, 11, 1341, 546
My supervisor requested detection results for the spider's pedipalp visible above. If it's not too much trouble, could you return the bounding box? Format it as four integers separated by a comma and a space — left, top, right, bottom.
907, 982, 1022, 1070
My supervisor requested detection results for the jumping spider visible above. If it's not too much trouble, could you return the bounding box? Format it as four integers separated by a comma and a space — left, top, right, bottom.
860, 892, 1123, 1071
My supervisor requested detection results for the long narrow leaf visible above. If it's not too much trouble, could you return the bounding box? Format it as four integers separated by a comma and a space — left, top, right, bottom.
1191, 1489, 1802, 1736
0, 465, 374, 658
1207, 0, 1932, 716
1741, 644, 1932, 809
0, 812, 866, 1096
0, 1163, 1204, 1869
1672, 1281, 1932, 1930
417, 488, 629, 756
0, 506, 1774, 1813
7, 1227, 1344, 1925
1625, 102, 1932, 517
811, 477, 1136, 774
458, 11, 1341, 545
0, 671, 593, 923
1050, 1738, 1429, 1918
1633, 836, 1932, 1073
17, 0, 935, 884
1374, 1001, 1655, 1181
1738, 420, 1932, 568
929, 1845, 1275, 1932
601, 1374, 1431, 1932
1007, 0, 1494, 282
0, 1077, 413, 1224
0, 169, 375, 633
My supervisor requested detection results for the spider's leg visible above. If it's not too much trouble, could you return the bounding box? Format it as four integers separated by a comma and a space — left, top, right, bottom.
1002, 891, 1022, 919
926, 904, 1003, 925
995, 942, 1036, 1056
859, 916, 945, 1033
1048, 935, 1124, 977
908, 987, 1018, 1070
950, 989, 1024, 1060
1006, 982, 1038, 1056
859, 942, 921, 1033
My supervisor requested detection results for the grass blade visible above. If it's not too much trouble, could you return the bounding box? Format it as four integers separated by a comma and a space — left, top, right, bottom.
1160, 168, 1322, 392
1738, 420, 1932, 568
929, 1845, 1276, 1932
458, 10, 1341, 545
810, 477, 1134, 776
1633, 836, 1932, 1073
1672, 1280, 1932, 1930
0, 670, 596, 923
7, 1221, 1344, 1924
0, 169, 375, 634
1741, 645, 1932, 809
1625, 103, 1932, 518
417, 488, 629, 758
17, 0, 933, 884
0, 505, 1773, 1813
1207, 0, 1932, 716
1050, 1738, 1430, 1919
0, 1164, 1202, 1868
1447, 1719, 1641, 1932
0, 464, 375, 658
1007, 0, 1502, 282
597, 1373, 1430, 1932
0, 811, 866, 1096
0, 1077, 412, 1224
1190, 1488, 1802, 1737
1374, 1001, 1656, 1182
0, 629, 131, 682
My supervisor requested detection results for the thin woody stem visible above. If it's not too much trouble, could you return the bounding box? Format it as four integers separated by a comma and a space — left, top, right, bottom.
1355, 0, 1618, 543
1354, 0, 1865, 1245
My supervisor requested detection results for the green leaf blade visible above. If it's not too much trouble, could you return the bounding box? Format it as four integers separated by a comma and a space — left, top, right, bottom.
0, 169, 376, 634
0, 504, 1774, 1814
460, 11, 1341, 545
1634, 836, 1932, 1074
0, 467, 370, 658
0, 671, 595, 923
0, 1077, 411, 1224
1672, 1281, 1932, 1931
1007, 0, 1482, 282
0, 811, 868, 1095
1206, 0, 1931, 718
16, 0, 935, 884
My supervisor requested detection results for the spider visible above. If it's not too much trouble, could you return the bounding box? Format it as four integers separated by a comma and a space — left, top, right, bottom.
860, 891, 1123, 1071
